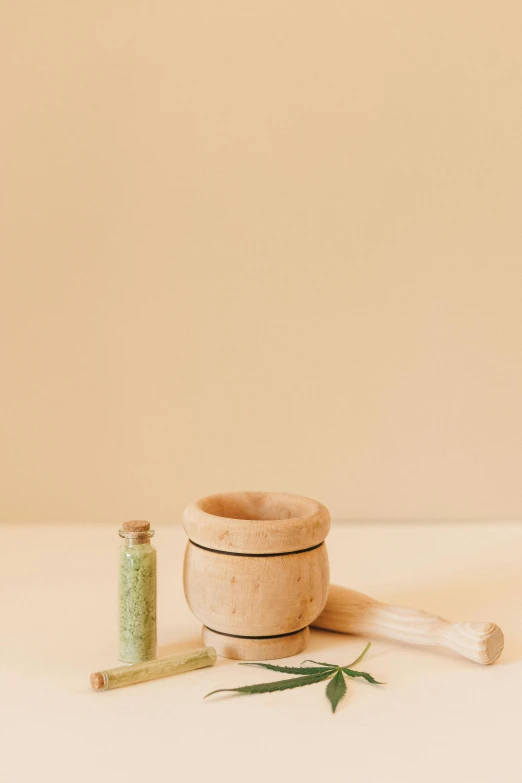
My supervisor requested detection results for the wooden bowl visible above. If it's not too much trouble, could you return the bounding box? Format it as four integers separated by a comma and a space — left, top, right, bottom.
183, 491, 330, 659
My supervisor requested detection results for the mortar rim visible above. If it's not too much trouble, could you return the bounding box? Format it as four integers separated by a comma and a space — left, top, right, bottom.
183, 490, 330, 554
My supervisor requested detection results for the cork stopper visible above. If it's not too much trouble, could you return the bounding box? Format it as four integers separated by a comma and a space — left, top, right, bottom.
122, 520, 150, 533
90, 671, 106, 690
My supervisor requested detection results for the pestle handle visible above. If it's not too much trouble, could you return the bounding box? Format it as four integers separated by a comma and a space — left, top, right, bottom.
312, 585, 504, 665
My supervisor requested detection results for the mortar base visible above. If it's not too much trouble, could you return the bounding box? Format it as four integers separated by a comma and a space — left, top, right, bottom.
202, 626, 309, 661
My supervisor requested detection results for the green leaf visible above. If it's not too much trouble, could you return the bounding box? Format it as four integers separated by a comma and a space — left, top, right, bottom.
303, 642, 371, 670
204, 641, 385, 712
240, 662, 335, 675
342, 668, 385, 685
346, 642, 372, 668
325, 670, 347, 713
205, 670, 331, 699
301, 659, 337, 667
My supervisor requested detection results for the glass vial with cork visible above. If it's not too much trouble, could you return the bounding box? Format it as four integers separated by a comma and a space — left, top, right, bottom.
118, 520, 157, 663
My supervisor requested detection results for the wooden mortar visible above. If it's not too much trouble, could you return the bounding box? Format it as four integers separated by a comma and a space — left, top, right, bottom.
183, 491, 504, 663
183, 492, 330, 660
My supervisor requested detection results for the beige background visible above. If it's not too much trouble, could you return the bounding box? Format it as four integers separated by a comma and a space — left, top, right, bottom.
1, 1, 521, 524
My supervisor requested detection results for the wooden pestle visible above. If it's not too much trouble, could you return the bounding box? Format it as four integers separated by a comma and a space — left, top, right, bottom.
313, 585, 504, 665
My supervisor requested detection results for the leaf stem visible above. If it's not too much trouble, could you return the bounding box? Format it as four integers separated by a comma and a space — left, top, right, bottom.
346, 641, 371, 668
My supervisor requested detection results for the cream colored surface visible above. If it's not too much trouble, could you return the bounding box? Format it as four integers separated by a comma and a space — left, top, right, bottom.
2, 2, 522, 524
2, 522, 520, 783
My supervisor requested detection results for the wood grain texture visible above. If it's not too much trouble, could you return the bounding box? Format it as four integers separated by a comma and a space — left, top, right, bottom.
202, 627, 309, 661
184, 541, 329, 636
314, 585, 504, 665
183, 491, 330, 659
183, 491, 330, 554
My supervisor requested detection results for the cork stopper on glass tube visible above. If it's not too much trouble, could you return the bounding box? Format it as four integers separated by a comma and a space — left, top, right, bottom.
119, 520, 153, 545
90, 672, 106, 690
122, 520, 151, 533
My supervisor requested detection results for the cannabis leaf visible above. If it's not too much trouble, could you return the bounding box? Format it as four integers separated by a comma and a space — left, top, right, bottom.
342, 668, 383, 684
240, 663, 335, 675
205, 670, 331, 697
326, 670, 347, 713
205, 642, 384, 713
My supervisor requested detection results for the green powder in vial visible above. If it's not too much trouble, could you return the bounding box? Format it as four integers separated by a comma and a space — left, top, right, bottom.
118, 520, 157, 663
